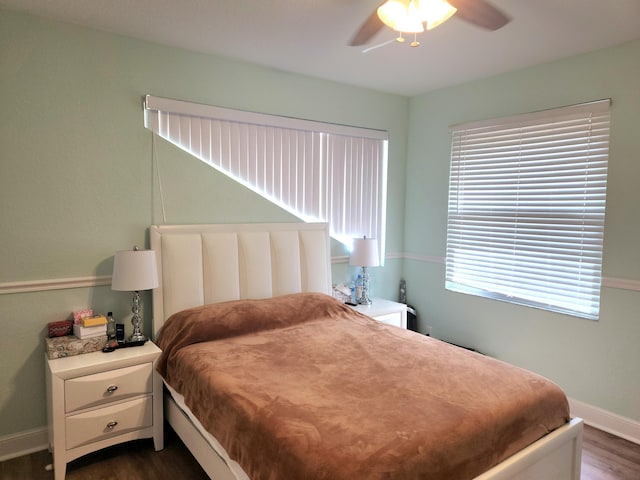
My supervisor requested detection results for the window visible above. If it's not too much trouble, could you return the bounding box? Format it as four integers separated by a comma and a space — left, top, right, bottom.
445, 100, 610, 320
144, 96, 387, 263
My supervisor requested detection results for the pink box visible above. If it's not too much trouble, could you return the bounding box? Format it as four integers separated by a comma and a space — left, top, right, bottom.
72, 309, 93, 324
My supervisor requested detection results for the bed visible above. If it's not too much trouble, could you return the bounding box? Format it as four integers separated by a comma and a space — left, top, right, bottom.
150, 222, 583, 480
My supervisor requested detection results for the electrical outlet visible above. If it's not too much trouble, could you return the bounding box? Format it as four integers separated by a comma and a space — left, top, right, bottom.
426, 325, 433, 337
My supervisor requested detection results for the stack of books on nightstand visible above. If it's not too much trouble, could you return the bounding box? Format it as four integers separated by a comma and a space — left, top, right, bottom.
73, 315, 108, 339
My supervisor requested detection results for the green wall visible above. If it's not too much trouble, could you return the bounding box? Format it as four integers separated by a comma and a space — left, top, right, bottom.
0, 9, 408, 436
403, 39, 640, 421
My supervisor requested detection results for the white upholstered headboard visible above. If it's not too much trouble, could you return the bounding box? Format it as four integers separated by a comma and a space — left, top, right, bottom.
150, 222, 332, 337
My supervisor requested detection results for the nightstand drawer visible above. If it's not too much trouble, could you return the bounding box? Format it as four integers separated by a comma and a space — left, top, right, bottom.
65, 363, 152, 413
66, 396, 152, 449
351, 298, 407, 329
375, 312, 402, 328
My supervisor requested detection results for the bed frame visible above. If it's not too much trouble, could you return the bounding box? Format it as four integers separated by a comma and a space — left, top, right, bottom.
150, 222, 583, 480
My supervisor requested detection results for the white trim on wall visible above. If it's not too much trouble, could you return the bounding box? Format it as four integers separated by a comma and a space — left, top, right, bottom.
602, 276, 640, 292
569, 398, 640, 445
403, 253, 445, 264
0, 427, 48, 462
1, 257, 638, 295
331, 252, 404, 264
0, 276, 112, 295
402, 254, 640, 292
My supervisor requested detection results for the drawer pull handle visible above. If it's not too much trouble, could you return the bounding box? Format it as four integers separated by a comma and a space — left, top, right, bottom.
106, 384, 118, 393
106, 421, 118, 430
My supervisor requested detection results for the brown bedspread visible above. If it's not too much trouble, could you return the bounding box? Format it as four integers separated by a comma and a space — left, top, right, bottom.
156, 293, 569, 480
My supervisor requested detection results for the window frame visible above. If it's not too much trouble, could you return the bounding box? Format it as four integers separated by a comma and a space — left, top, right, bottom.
445, 99, 610, 320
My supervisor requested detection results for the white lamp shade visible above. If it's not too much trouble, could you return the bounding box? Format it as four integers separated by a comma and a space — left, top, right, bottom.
111, 249, 159, 292
350, 238, 380, 267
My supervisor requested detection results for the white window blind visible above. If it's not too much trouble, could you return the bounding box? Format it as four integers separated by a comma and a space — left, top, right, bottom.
144, 96, 387, 262
446, 99, 610, 320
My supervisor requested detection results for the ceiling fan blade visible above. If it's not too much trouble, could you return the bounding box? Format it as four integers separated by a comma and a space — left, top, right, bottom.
350, 9, 385, 46
447, 0, 511, 30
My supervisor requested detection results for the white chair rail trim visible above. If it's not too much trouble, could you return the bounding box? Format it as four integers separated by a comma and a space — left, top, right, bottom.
2, 260, 638, 295
0, 275, 112, 294
403, 254, 640, 292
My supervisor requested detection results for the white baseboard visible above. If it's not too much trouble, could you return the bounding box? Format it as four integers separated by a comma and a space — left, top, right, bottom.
569, 397, 640, 445
0, 427, 48, 462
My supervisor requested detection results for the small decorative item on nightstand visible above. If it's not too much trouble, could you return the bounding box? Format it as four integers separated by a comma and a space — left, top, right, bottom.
47, 320, 73, 338
111, 246, 158, 344
103, 311, 118, 349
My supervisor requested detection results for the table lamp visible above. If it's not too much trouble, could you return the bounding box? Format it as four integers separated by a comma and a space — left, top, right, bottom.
111, 247, 158, 343
349, 236, 380, 305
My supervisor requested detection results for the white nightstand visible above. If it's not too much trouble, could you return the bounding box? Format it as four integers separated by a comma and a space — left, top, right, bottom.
351, 298, 408, 329
45, 341, 163, 480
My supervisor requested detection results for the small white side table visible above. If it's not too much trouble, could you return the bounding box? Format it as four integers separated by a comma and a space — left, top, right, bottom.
45, 341, 163, 480
351, 298, 408, 329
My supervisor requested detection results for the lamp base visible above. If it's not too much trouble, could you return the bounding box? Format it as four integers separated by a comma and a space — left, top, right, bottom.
357, 266, 373, 305
128, 291, 147, 344
126, 332, 148, 343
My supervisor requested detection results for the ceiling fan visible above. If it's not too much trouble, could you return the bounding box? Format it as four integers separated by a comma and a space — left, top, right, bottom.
350, 0, 511, 47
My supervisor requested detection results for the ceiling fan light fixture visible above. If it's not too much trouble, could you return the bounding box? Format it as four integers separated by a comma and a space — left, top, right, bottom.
419, 0, 457, 30
377, 0, 424, 33
377, 0, 456, 34
351, 0, 510, 48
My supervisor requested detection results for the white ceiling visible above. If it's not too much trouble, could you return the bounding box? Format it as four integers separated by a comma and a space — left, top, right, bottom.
2, 0, 640, 96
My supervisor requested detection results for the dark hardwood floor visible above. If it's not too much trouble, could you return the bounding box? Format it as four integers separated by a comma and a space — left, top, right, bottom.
582, 425, 640, 479
0, 427, 208, 480
1, 424, 638, 479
